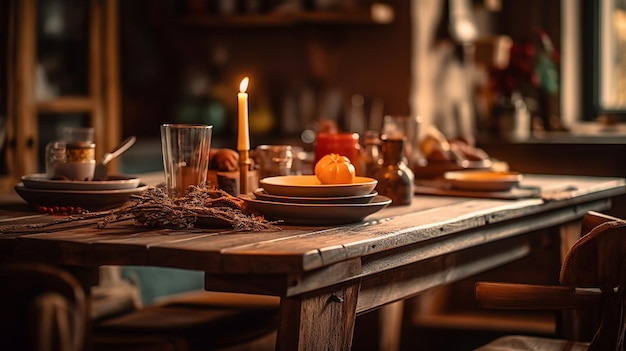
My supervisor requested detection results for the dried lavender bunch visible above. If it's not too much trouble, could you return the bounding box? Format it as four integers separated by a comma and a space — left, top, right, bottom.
99, 184, 278, 231
0, 184, 278, 234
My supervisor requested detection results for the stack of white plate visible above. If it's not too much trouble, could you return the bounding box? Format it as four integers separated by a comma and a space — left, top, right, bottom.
240, 175, 391, 225
14, 173, 147, 210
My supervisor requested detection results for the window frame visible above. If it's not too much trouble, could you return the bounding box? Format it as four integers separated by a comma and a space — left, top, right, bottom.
580, 0, 626, 122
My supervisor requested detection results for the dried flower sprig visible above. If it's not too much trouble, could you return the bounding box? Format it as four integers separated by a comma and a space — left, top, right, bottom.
99, 184, 279, 231
1, 184, 279, 234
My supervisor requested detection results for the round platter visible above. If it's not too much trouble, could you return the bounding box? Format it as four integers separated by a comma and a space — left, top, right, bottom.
413, 159, 492, 179
240, 194, 391, 225
21, 173, 141, 191
443, 170, 523, 191
259, 175, 377, 197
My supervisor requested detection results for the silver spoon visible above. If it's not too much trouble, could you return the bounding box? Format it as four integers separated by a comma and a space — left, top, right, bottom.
93, 136, 136, 181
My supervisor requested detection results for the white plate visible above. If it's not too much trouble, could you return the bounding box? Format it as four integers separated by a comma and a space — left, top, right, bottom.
443, 170, 523, 191
260, 175, 378, 197
240, 194, 391, 225
14, 183, 148, 210
253, 188, 378, 204
22, 173, 141, 191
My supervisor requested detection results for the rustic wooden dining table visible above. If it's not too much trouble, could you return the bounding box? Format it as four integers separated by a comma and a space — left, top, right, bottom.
0, 174, 625, 351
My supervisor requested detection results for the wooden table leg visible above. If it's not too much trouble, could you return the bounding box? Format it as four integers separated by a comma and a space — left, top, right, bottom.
276, 281, 360, 351
379, 300, 405, 351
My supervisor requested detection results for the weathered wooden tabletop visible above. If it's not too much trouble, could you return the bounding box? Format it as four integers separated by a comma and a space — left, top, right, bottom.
1, 174, 624, 350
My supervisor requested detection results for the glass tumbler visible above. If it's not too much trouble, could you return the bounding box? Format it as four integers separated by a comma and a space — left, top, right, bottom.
160, 124, 213, 198
381, 115, 423, 169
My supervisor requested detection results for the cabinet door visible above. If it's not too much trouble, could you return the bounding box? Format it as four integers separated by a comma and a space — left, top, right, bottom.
3, 0, 120, 188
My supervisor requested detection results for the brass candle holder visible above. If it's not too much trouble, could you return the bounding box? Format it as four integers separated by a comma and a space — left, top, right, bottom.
238, 149, 251, 195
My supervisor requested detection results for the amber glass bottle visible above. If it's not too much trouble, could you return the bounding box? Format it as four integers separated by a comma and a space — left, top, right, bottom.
374, 137, 415, 206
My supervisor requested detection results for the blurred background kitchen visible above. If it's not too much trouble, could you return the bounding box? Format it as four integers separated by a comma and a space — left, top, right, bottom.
2, 0, 626, 349
2, 0, 626, 193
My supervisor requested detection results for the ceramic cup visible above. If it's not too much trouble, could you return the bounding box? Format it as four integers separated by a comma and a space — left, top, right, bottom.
45, 127, 96, 181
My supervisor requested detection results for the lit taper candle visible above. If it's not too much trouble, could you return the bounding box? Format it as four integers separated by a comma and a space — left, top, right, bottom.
237, 77, 250, 150
237, 77, 251, 194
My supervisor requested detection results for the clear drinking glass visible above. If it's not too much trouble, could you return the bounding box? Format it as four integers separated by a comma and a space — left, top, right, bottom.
381, 115, 423, 169
160, 124, 213, 198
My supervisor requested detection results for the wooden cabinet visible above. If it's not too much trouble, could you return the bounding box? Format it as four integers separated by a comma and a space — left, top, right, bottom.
117, 1, 405, 144
2, 0, 401, 189
2, 0, 121, 191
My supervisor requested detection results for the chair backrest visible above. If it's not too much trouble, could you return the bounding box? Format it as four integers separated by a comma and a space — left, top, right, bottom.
560, 212, 626, 290
559, 211, 626, 351
0, 262, 86, 351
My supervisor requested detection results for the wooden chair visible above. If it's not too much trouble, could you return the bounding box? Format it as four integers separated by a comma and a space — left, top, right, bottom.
0, 262, 86, 351
473, 211, 626, 351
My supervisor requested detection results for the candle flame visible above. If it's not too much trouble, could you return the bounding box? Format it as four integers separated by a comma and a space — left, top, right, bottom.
239, 77, 249, 93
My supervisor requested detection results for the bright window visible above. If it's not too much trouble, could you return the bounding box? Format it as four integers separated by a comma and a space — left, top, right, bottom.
599, 0, 626, 110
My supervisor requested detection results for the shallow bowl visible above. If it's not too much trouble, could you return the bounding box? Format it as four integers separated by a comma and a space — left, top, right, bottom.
260, 175, 377, 197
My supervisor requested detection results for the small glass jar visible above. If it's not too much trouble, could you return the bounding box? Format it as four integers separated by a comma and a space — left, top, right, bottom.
374, 136, 414, 206
46, 141, 96, 180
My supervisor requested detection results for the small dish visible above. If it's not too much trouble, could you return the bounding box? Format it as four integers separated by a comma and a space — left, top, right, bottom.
260, 175, 377, 197
253, 188, 378, 204
240, 194, 392, 225
21, 173, 141, 191
443, 170, 523, 191
412, 159, 492, 179
14, 183, 148, 210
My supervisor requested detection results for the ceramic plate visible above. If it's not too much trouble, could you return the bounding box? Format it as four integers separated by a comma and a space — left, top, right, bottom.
259, 175, 378, 197
443, 170, 523, 191
253, 188, 378, 204
21, 173, 141, 191
413, 159, 492, 179
14, 183, 148, 210
240, 194, 391, 225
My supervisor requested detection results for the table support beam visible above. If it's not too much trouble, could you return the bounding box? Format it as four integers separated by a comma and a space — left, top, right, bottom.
277, 281, 360, 351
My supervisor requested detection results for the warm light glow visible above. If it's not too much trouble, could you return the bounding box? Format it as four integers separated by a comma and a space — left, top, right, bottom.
239, 77, 249, 93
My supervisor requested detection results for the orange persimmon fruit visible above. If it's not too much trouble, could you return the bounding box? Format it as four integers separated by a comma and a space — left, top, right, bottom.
314, 153, 356, 184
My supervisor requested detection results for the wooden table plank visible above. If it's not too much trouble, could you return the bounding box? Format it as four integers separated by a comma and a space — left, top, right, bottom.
158, 199, 537, 274
147, 230, 310, 271
200, 198, 613, 298
156, 196, 579, 275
